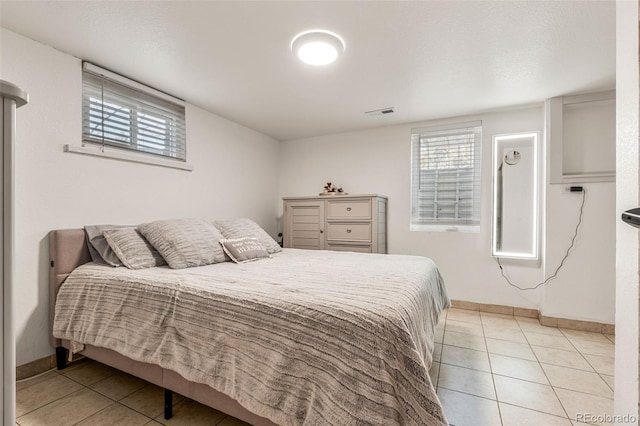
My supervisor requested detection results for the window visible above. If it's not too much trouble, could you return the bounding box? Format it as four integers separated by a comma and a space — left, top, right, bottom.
410, 121, 482, 232
82, 62, 186, 161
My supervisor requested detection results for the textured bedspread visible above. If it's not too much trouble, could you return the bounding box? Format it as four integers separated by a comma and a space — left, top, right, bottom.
53, 249, 450, 425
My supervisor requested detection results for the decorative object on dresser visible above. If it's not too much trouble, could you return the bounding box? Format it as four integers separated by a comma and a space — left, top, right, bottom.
283, 194, 387, 253
320, 181, 347, 195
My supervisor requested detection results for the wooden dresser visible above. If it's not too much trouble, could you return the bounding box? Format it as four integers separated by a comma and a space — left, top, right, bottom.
282, 194, 387, 253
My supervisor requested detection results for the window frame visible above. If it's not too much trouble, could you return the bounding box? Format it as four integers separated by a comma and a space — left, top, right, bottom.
81, 62, 187, 162
410, 121, 482, 233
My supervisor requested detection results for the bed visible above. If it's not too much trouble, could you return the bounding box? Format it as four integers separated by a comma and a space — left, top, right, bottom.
49, 227, 450, 425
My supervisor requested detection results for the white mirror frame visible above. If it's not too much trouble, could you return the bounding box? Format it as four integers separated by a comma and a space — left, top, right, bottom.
491, 132, 539, 259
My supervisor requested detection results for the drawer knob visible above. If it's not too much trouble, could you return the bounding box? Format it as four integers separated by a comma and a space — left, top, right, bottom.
320, 229, 324, 234
346, 207, 352, 211
346, 229, 352, 233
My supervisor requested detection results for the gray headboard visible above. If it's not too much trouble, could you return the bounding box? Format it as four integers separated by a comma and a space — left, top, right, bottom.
49, 229, 91, 347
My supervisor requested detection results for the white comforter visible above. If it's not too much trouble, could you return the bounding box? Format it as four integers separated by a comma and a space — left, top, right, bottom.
53, 249, 450, 425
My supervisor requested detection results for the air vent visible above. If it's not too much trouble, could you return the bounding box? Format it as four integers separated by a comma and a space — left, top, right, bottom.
365, 107, 395, 117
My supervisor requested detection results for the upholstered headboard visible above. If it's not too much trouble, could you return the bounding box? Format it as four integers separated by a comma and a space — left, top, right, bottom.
49, 229, 91, 347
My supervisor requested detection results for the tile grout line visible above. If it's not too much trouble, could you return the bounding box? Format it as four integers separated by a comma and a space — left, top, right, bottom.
88, 373, 147, 403
18, 365, 116, 423
120, 391, 172, 423
438, 310, 504, 424
525, 320, 615, 416
448, 314, 584, 426
17, 361, 234, 426
444, 309, 617, 424
15, 373, 80, 420
559, 328, 616, 386
503, 312, 589, 421
485, 311, 576, 421
16, 361, 240, 426
70, 400, 118, 426
520, 316, 585, 422
479, 312, 504, 426
498, 400, 580, 423
555, 328, 615, 400
18, 387, 97, 424
433, 308, 447, 390
20, 373, 158, 425
598, 372, 615, 392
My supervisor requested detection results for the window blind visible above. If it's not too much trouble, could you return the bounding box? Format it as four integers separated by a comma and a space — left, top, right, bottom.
410, 123, 482, 229
82, 63, 186, 161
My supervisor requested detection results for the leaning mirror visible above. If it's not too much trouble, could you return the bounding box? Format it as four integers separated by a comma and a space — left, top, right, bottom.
492, 132, 539, 259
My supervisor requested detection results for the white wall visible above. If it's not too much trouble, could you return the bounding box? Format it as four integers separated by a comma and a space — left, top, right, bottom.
542, 90, 616, 324
543, 182, 615, 323
279, 107, 546, 311
614, 0, 639, 418
279, 105, 616, 324
0, 28, 281, 365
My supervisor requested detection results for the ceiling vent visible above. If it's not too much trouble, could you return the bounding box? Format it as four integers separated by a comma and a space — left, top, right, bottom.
365, 107, 395, 117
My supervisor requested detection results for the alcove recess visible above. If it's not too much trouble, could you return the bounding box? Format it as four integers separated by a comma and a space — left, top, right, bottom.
546, 90, 615, 184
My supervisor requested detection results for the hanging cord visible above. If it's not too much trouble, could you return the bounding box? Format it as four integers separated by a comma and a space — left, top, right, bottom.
496, 189, 586, 291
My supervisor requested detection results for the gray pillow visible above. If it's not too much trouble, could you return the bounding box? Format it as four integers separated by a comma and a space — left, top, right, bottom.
84, 225, 134, 267
103, 228, 167, 270
139, 218, 226, 269
214, 218, 282, 254
220, 237, 271, 264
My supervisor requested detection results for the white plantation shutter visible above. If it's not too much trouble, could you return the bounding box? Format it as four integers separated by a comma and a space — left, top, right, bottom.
410, 121, 482, 231
82, 62, 186, 161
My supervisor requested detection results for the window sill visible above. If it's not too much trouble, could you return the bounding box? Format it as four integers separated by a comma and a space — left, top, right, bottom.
63, 144, 193, 171
410, 224, 480, 233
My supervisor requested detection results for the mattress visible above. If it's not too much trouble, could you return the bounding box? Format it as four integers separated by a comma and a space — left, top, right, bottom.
53, 248, 450, 425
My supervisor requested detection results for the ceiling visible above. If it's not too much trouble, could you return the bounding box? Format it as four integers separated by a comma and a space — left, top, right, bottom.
0, 1, 615, 141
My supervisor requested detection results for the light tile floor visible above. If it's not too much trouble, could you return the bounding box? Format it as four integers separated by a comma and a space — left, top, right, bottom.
16, 308, 615, 425
15, 360, 248, 426
432, 308, 615, 426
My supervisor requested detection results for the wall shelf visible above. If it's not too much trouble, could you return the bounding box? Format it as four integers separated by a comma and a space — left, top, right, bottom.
546, 90, 615, 184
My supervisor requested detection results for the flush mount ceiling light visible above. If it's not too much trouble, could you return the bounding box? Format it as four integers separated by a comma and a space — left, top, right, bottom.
291, 30, 345, 66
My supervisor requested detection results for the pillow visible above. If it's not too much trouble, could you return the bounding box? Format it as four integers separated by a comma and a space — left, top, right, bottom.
103, 228, 167, 270
84, 225, 134, 267
214, 218, 282, 254
138, 218, 226, 269
220, 237, 271, 264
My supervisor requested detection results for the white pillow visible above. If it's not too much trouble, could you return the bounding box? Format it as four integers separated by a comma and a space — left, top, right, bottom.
139, 218, 226, 269
103, 228, 166, 270
214, 218, 282, 254
84, 225, 133, 266
220, 237, 271, 264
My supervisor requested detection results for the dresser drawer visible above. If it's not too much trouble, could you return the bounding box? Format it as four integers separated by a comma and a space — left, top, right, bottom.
327, 223, 371, 242
327, 199, 371, 220
327, 244, 372, 253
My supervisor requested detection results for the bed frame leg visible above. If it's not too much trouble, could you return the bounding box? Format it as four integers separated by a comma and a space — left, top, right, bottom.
55, 347, 67, 370
164, 389, 173, 420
